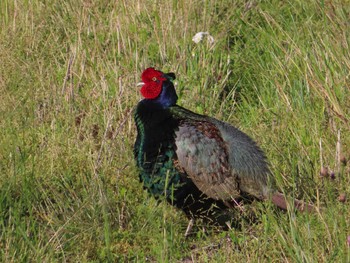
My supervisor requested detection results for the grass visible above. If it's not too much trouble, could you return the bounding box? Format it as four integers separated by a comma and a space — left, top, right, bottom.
0, 0, 349, 261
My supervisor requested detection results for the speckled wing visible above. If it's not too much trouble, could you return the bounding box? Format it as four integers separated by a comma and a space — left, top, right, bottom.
174, 120, 240, 201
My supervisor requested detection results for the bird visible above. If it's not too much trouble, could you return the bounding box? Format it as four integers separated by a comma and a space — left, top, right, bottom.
133, 67, 315, 234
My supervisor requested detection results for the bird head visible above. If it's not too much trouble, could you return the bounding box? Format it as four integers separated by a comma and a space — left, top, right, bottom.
137, 67, 177, 108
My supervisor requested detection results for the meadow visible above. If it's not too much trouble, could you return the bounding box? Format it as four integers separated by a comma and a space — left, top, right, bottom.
0, 0, 349, 262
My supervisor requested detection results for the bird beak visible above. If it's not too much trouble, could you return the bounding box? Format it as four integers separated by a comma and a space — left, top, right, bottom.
137, 82, 144, 87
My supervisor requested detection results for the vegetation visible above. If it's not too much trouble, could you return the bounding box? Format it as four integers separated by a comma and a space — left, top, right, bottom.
0, 0, 349, 261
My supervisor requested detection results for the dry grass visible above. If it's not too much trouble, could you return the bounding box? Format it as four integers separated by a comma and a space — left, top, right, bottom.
0, 0, 349, 262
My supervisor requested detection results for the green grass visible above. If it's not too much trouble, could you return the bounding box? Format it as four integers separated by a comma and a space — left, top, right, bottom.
1, 0, 349, 261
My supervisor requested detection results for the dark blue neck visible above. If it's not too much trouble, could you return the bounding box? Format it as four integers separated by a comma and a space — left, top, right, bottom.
142, 80, 178, 109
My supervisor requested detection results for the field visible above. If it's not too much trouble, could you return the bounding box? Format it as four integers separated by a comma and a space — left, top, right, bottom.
1, 0, 350, 262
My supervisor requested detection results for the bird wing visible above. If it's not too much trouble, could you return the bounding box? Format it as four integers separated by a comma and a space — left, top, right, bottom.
210, 119, 271, 199
174, 120, 240, 201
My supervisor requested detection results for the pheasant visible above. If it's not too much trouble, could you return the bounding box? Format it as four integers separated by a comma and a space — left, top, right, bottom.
133, 67, 315, 234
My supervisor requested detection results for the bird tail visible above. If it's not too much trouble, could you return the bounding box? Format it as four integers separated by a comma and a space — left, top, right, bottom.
271, 192, 317, 213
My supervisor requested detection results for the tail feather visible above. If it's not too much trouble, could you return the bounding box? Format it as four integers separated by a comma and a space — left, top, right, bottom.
271, 192, 316, 213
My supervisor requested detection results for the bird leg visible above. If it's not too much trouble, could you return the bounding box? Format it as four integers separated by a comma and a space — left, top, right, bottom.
224, 199, 245, 212
184, 218, 194, 237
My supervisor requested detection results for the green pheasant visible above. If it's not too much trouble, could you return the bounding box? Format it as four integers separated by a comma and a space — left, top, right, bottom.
134, 67, 314, 233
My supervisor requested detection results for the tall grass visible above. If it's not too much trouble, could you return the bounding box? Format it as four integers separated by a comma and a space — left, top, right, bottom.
0, 0, 349, 261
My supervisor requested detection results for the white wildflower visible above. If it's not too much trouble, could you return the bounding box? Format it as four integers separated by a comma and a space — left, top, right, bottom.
192, 32, 214, 44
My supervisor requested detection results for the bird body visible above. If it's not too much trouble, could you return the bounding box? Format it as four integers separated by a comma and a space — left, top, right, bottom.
134, 68, 313, 226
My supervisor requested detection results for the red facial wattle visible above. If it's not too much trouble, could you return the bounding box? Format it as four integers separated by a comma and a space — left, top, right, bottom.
140, 68, 166, 99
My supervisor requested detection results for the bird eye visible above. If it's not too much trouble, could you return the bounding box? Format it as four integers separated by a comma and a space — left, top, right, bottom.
152, 77, 157, 81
